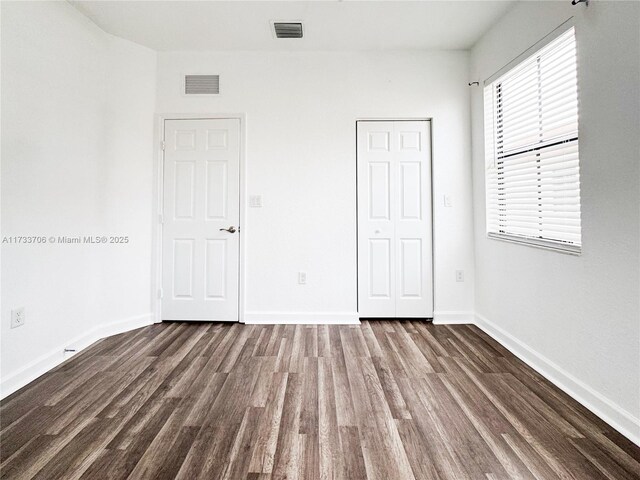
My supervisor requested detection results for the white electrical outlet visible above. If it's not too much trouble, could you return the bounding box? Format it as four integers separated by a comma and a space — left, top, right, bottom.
455, 270, 464, 282
11, 307, 25, 328
298, 272, 307, 284
444, 195, 453, 207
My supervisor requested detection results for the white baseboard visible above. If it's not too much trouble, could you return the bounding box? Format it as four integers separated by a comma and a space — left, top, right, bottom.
0, 313, 153, 400
432, 310, 475, 325
475, 313, 640, 447
243, 311, 360, 325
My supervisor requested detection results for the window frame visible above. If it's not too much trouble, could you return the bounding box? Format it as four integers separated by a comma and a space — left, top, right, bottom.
483, 19, 581, 256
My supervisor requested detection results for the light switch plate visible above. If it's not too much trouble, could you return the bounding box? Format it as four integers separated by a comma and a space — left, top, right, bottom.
249, 195, 263, 208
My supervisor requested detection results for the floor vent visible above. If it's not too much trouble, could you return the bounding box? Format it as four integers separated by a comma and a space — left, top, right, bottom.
273, 22, 303, 39
184, 75, 220, 95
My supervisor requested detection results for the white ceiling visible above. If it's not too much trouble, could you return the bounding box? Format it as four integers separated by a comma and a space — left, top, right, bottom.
69, 1, 515, 52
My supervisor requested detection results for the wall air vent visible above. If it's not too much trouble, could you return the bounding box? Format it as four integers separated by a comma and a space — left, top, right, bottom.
273, 22, 303, 39
184, 75, 220, 95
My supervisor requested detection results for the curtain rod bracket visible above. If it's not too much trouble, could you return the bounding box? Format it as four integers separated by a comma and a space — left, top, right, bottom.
571, 0, 588, 6
468, 81, 479, 87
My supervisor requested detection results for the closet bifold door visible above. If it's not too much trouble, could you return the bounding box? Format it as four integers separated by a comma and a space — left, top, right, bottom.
357, 120, 433, 318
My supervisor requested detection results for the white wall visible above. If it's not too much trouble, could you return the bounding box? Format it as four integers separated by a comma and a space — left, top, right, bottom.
155, 50, 476, 322
470, 1, 640, 441
1, 1, 157, 395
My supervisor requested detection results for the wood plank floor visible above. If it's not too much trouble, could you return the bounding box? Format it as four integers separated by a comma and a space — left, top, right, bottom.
1, 321, 639, 479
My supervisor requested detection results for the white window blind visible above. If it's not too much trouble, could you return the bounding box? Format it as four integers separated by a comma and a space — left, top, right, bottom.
485, 26, 581, 253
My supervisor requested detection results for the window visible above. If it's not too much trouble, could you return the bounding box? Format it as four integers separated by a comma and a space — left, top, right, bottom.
484, 25, 581, 254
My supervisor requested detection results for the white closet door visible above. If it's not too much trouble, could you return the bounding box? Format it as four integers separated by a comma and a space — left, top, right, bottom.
162, 118, 240, 321
394, 121, 432, 317
357, 121, 433, 318
357, 122, 397, 317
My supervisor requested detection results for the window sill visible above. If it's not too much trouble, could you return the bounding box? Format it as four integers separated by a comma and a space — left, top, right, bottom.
487, 232, 581, 256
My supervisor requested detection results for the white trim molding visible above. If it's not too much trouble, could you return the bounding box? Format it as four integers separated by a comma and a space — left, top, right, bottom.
432, 310, 475, 325
475, 313, 640, 447
244, 311, 360, 325
0, 313, 153, 400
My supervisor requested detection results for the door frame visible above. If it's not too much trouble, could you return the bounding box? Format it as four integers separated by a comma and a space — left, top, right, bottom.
355, 117, 435, 318
152, 113, 247, 324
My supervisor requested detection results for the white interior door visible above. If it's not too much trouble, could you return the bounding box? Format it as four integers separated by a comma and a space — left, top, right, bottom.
357, 120, 433, 318
162, 118, 240, 321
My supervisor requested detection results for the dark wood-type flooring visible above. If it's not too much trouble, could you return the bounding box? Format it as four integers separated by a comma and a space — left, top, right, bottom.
1, 321, 639, 479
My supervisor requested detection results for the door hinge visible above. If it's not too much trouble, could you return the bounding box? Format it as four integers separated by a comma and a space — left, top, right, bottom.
161, 141, 166, 151
158, 288, 163, 299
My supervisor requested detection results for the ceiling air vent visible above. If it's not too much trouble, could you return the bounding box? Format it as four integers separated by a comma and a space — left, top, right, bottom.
273, 22, 303, 39
184, 75, 220, 95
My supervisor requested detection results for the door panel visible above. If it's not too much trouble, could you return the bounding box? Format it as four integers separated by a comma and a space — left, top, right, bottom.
205, 239, 227, 298
399, 238, 422, 298
368, 162, 391, 220
369, 238, 392, 298
357, 120, 433, 318
400, 162, 422, 220
162, 118, 240, 321
174, 161, 196, 219
206, 160, 228, 219
172, 239, 195, 298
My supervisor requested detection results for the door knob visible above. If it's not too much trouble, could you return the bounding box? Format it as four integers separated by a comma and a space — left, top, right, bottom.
219, 226, 237, 233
